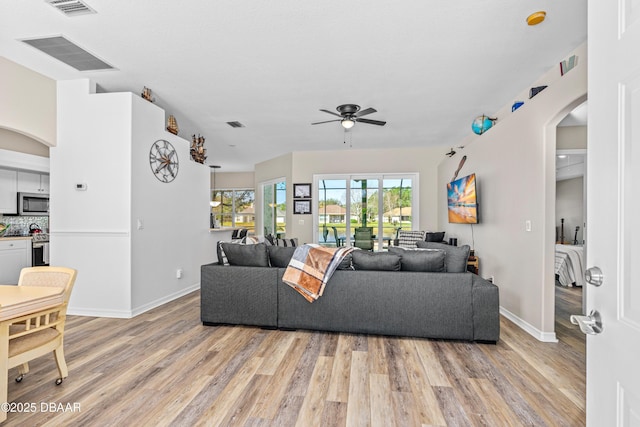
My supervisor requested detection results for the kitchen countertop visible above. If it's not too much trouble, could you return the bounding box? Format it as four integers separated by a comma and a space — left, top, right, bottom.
0, 236, 32, 241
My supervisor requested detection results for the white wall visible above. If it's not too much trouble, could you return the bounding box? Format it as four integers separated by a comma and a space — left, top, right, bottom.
213, 171, 255, 189
0, 129, 50, 158
130, 95, 213, 313
52, 79, 215, 317
557, 126, 587, 149
556, 177, 584, 244
0, 57, 56, 146
437, 43, 588, 340
51, 79, 132, 317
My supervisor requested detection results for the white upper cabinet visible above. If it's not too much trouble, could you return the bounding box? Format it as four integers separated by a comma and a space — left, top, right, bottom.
17, 171, 49, 194
0, 169, 18, 214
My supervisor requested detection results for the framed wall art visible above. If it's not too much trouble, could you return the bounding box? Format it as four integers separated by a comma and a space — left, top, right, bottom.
293, 199, 312, 215
293, 183, 312, 199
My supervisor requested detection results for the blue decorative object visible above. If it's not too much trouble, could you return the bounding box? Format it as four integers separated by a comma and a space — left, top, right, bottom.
471, 115, 496, 135
512, 101, 524, 112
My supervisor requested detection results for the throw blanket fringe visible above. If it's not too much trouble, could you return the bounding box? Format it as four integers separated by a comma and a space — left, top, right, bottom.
283, 244, 354, 302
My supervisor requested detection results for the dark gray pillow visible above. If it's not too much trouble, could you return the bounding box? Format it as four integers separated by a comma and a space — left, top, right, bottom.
425, 231, 446, 242
352, 251, 401, 271
337, 253, 353, 270
416, 241, 470, 273
221, 242, 269, 267
388, 247, 445, 272
267, 245, 296, 268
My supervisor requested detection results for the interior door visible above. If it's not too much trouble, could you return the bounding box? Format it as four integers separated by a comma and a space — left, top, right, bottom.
585, 1, 640, 424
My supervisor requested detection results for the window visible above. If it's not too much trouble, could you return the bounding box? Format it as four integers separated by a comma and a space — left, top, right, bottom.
262, 179, 286, 237
316, 174, 417, 249
211, 189, 255, 234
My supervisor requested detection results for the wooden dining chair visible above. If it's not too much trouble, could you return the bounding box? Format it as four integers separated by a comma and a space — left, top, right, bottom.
7, 266, 77, 385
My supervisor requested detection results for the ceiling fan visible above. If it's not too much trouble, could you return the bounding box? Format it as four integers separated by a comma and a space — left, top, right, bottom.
311, 104, 386, 129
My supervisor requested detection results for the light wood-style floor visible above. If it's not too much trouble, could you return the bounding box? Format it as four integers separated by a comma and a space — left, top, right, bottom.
3, 286, 585, 426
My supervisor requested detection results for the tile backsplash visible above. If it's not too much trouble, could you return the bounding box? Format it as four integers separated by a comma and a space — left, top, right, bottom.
0, 215, 49, 236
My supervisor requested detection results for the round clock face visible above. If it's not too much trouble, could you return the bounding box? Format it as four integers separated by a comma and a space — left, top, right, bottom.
149, 140, 179, 183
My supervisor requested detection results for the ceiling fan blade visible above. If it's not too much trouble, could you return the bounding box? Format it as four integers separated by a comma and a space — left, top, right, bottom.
354, 107, 377, 117
319, 109, 343, 118
356, 118, 386, 126
311, 119, 342, 125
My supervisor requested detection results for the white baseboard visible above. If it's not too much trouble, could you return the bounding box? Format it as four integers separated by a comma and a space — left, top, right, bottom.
500, 306, 558, 343
67, 307, 133, 318
68, 283, 201, 318
131, 283, 200, 317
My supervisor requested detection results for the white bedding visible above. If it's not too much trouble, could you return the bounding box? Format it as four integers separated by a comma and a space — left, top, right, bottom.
555, 244, 585, 287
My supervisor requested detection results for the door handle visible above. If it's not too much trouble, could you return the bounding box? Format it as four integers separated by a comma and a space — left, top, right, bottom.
570, 310, 603, 335
585, 266, 603, 286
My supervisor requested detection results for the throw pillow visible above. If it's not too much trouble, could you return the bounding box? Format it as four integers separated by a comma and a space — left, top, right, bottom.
352, 251, 401, 271
217, 240, 243, 265
221, 242, 270, 267
267, 245, 296, 268
337, 253, 353, 270
397, 230, 426, 248
245, 235, 260, 244
388, 246, 445, 272
276, 238, 298, 247
425, 231, 446, 242
416, 241, 470, 273
264, 234, 276, 246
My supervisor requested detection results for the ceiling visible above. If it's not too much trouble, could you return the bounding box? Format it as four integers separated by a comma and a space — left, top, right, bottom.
0, 1, 587, 172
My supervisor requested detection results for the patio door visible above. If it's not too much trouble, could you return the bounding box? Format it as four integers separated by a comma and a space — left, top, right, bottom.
262, 179, 286, 237
315, 174, 416, 248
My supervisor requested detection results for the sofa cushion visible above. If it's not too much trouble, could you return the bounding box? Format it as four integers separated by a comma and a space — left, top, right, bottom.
388, 247, 446, 272
397, 230, 426, 248
425, 231, 446, 242
352, 251, 401, 271
221, 242, 270, 267
416, 241, 470, 273
267, 245, 296, 268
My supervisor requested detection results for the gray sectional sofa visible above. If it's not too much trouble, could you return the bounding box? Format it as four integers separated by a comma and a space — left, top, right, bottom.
200, 244, 500, 342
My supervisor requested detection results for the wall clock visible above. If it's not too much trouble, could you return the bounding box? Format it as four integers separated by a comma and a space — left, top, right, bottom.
149, 139, 179, 183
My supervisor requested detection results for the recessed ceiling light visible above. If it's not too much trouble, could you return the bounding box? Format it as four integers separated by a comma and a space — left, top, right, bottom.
558, 154, 567, 159
527, 11, 546, 26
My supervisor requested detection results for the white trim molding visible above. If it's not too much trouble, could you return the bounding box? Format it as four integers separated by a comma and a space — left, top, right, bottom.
500, 306, 559, 342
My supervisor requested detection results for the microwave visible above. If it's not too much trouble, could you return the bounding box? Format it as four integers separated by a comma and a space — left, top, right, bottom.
18, 192, 49, 216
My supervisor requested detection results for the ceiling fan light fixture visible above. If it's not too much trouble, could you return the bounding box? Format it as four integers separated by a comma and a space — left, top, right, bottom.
341, 118, 355, 129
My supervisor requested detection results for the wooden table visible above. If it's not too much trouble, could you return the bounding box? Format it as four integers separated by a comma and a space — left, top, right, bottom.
467, 256, 479, 275
0, 285, 65, 422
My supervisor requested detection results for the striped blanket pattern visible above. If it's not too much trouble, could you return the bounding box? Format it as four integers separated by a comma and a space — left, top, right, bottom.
555, 244, 585, 287
282, 244, 354, 302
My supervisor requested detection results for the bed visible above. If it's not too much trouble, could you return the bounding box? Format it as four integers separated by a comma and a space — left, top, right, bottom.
555, 244, 585, 287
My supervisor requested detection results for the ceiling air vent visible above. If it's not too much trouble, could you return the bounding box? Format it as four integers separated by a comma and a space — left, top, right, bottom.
21, 36, 114, 71
46, 0, 96, 17
226, 121, 245, 128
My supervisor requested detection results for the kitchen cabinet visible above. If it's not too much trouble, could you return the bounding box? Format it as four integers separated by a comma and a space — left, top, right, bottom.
17, 171, 49, 194
0, 238, 32, 285
0, 169, 18, 214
